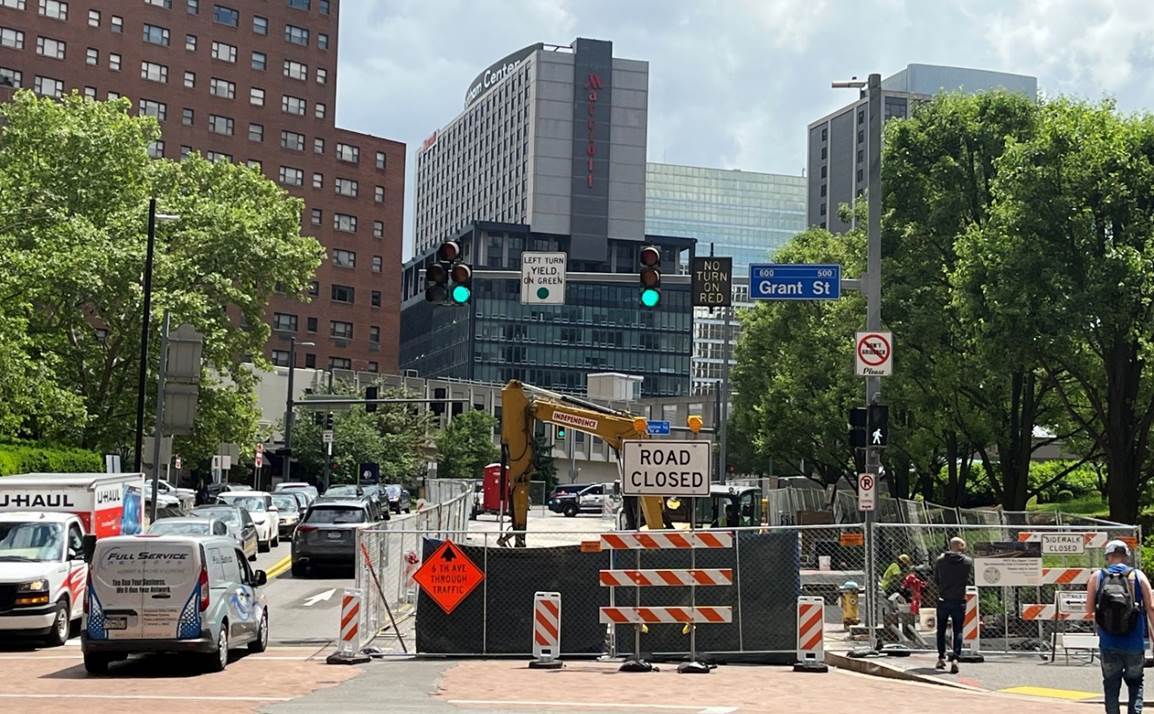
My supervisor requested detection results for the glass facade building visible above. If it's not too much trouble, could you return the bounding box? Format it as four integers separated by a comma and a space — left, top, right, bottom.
645, 163, 807, 395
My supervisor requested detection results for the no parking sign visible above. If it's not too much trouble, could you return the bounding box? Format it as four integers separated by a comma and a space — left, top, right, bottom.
858, 473, 876, 512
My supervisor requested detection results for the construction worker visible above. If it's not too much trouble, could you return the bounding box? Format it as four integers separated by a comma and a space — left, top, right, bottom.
880, 553, 911, 595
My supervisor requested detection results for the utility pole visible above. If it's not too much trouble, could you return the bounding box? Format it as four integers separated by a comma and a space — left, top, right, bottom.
282, 337, 314, 485
133, 198, 158, 473
148, 311, 171, 524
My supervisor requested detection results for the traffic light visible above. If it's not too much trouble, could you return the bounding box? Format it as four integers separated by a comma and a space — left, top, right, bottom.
365, 385, 378, 413
848, 407, 867, 448
556, 425, 566, 440
639, 245, 661, 307
325, 411, 334, 430
425, 261, 448, 303
687, 415, 703, 433
450, 261, 472, 305
425, 240, 472, 306
868, 404, 889, 448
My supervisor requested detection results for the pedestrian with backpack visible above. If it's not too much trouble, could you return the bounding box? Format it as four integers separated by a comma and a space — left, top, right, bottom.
1086, 540, 1154, 714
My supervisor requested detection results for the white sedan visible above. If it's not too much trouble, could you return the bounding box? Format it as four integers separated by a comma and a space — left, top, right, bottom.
216, 491, 280, 551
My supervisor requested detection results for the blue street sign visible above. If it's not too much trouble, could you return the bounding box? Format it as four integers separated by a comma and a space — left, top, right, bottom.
647, 420, 671, 436
749, 263, 841, 301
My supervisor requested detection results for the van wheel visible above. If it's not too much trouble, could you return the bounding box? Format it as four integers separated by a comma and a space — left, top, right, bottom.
205, 626, 228, 672
83, 652, 111, 675
248, 610, 268, 653
291, 561, 307, 578
271, 534, 279, 549
258, 539, 270, 553
563, 503, 579, 518
45, 599, 70, 647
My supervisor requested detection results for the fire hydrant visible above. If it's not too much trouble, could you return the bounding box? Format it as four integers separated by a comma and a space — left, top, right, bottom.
839, 581, 862, 628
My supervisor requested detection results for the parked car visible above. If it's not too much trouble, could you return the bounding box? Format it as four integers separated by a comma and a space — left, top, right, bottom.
383, 484, 411, 514
547, 484, 591, 514
314, 493, 386, 523
82, 535, 268, 674
291, 500, 379, 576
146, 479, 196, 513
216, 491, 279, 552
206, 483, 238, 501
270, 493, 303, 537
274, 482, 318, 507
143, 490, 184, 520
190, 505, 258, 561
145, 517, 230, 538
324, 484, 364, 499
362, 484, 386, 510
555, 483, 608, 518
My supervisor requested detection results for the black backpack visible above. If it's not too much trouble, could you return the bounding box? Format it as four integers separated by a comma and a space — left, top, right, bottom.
1096, 569, 1141, 636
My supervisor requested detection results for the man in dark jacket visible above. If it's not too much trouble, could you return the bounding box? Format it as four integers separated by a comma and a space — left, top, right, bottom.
933, 537, 972, 673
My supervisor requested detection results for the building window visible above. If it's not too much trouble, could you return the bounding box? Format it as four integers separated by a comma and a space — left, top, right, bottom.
821, 127, 827, 142
370, 290, 381, 308
182, 70, 195, 88
85, 48, 98, 66
246, 159, 262, 171
372, 221, 384, 239
857, 129, 864, 144
34, 76, 62, 98
313, 137, 325, 155
209, 77, 236, 99
315, 67, 327, 85
332, 249, 355, 268
857, 168, 864, 182
148, 141, 165, 159
819, 203, 827, 216
330, 321, 353, 340
143, 24, 170, 46
371, 256, 382, 273
331, 285, 354, 304
111, 15, 123, 32
306, 317, 317, 332
141, 61, 168, 83
38, 0, 66, 20
35, 36, 65, 60
0, 67, 23, 87
273, 313, 298, 332
284, 24, 309, 45
106, 53, 121, 72
329, 357, 351, 370
278, 166, 303, 187
205, 151, 231, 163
179, 146, 192, 159
307, 281, 319, 297
819, 184, 827, 197
270, 350, 290, 367
368, 326, 380, 343
312, 173, 323, 189
319, 0, 330, 13
333, 213, 356, 233
107, 91, 120, 100
248, 122, 263, 142
820, 146, 827, 160
336, 143, 359, 163
208, 115, 234, 135
283, 60, 307, 80
280, 130, 304, 151
145, 0, 171, 6
139, 99, 166, 121
335, 178, 357, 198
83, 85, 95, 98
87, 9, 99, 26
211, 41, 237, 63
367, 361, 378, 373
314, 103, 326, 119
374, 186, 385, 203
310, 208, 322, 226
318, 33, 329, 50
252, 15, 268, 35
303, 353, 316, 368
288, 0, 309, 9
186, 0, 198, 13
820, 165, 827, 179
251, 51, 267, 71
213, 4, 238, 27
375, 151, 386, 170
185, 34, 197, 51
181, 108, 194, 126
249, 87, 265, 106
281, 95, 306, 116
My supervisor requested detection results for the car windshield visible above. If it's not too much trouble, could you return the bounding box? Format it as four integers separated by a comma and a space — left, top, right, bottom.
306, 506, 367, 524
147, 521, 210, 536
0, 522, 63, 562
271, 495, 299, 512
384, 485, 402, 499
193, 508, 240, 527
327, 486, 360, 496
221, 495, 268, 512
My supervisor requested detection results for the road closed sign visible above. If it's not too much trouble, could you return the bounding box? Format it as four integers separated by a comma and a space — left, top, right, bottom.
855, 331, 893, 377
621, 440, 711, 497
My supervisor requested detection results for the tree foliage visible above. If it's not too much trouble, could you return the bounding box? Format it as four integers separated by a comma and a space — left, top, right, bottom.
435, 410, 499, 480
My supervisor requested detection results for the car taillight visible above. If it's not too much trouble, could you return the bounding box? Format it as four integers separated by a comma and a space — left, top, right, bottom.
297, 524, 316, 533
198, 564, 210, 611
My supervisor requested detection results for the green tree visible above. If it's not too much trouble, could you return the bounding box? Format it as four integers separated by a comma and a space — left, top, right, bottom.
435, 410, 499, 480
0, 91, 323, 454
532, 432, 558, 493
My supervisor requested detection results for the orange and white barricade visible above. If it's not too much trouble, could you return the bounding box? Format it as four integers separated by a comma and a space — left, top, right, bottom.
530, 591, 562, 669
957, 585, 984, 663
326, 589, 370, 665
793, 596, 828, 672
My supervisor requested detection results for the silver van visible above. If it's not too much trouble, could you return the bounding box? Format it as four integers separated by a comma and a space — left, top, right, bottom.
81, 534, 268, 674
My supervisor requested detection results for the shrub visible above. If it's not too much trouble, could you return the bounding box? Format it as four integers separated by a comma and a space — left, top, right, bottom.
0, 441, 104, 476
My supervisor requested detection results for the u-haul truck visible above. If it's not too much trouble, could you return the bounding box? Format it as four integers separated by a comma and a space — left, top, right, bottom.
0, 472, 143, 645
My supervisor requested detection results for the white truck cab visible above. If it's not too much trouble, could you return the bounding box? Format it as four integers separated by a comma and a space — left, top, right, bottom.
0, 472, 144, 646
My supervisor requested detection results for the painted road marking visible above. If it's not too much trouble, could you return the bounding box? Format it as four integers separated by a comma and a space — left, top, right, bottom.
0, 694, 292, 702
449, 701, 736, 712
266, 554, 293, 579
303, 588, 336, 607
1000, 686, 1098, 701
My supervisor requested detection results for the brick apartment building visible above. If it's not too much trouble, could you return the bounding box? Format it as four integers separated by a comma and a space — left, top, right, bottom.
0, 0, 404, 373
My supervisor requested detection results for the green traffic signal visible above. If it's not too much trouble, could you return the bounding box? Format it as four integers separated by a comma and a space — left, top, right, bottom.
640, 287, 661, 307
451, 284, 472, 304
556, 426, 566, 439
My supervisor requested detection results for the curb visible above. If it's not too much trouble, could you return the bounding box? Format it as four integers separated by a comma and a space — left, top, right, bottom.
825, 650, 984, 693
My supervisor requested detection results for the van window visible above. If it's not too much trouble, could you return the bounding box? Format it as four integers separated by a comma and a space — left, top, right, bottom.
235, 549, 254, 583
208, 545, 241, 584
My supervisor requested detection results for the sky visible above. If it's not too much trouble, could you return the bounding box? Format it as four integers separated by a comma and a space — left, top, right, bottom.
331, 0, 1154, 255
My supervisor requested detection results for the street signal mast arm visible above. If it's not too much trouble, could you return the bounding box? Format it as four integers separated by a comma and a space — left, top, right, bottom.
500, 380, 664, 546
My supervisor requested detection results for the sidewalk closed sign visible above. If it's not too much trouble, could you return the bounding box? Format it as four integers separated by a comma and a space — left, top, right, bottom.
1042, 533, 1085, 555
621, 440, 711, 497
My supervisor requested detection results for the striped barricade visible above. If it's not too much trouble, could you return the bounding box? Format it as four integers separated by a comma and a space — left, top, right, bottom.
599, 531, 733, 550
1041, 568, 1094, 585
793, 596, 827, 672
530, 591, 562, 669
957, 585, 983, 662
326, 589, 370, 665
1021, 604, 1094, 622
599, 569, 734, 587
599, 606, 733, 624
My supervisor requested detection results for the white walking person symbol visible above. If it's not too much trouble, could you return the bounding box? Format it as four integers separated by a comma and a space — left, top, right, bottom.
872, 429, 883, 445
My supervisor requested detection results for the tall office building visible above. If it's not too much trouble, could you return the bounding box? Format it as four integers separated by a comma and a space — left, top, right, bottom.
0, 0, 405, 373
646, 163, 807, 395
401, 39, 695, 398
807, 64, 1036, 232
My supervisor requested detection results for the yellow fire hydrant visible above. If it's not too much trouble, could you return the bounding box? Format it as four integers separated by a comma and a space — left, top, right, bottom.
839, 581, 862, 628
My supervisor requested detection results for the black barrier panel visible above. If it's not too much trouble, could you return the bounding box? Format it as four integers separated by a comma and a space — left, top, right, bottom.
415, 538, 611, 655
613, 529, 799, 663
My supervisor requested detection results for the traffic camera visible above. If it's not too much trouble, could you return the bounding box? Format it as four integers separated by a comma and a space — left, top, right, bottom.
639, 245, 661, 307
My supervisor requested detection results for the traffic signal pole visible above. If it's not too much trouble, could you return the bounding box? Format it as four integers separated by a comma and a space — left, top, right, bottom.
862, 72, 883, 653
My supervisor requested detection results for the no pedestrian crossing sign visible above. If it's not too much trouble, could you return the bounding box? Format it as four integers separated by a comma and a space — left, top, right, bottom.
520, 251, 567, 305
858, 473, 876, 512
855, 331, 893, 377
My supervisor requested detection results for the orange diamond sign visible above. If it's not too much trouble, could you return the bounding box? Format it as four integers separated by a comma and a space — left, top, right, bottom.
412, 540, 485, 615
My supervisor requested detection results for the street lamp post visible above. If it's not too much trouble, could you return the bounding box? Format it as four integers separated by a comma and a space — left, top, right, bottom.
282, 337, 314, 485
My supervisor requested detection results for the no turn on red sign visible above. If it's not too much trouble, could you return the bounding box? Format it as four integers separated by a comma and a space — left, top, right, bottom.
855, 331, 893, 377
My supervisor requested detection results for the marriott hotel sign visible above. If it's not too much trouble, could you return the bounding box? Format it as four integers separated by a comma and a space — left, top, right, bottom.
464, 43, 543, 108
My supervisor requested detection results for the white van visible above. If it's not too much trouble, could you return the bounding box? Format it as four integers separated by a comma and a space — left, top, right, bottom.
81, 535, 268, 674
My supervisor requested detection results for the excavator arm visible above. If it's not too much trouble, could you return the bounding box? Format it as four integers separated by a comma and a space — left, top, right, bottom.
499, 379, 665, 547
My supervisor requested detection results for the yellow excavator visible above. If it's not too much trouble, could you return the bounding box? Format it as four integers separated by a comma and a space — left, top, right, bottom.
498, 380, 671, 547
